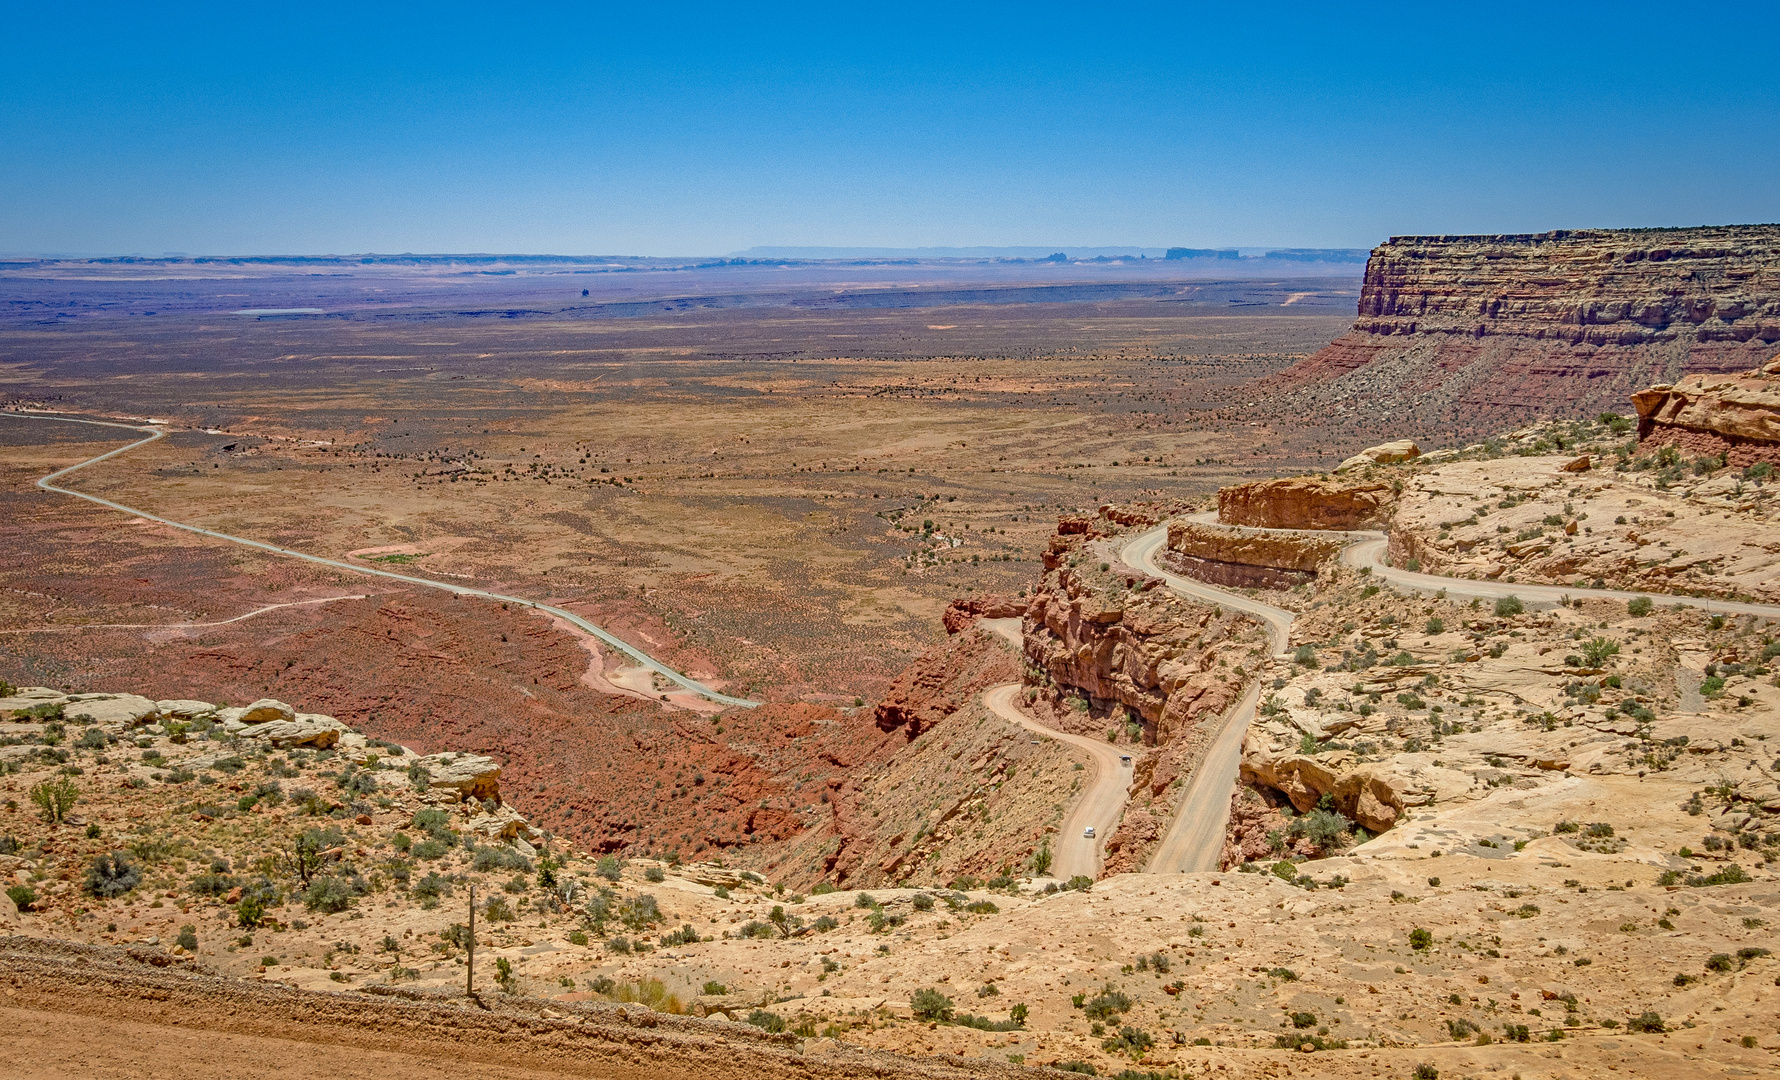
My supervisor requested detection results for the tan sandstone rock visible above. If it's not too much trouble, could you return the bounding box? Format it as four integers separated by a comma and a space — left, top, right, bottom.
417, 752, 502, 803
1216, 476, 1393, 531
1336, 439, 1420, 473
217, 698, 296, 726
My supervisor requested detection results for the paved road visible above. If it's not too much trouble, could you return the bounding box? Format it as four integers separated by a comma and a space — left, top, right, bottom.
4, 412, 759, 709
982, 683, 1132, 880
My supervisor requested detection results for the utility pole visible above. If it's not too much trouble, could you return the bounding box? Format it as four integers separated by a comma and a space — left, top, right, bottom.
466, 882, 476, 997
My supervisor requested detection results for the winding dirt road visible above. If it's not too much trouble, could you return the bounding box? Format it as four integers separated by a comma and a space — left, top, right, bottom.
1118, 526, 1293, 873
3, 412, 758, 709
981, 683, 1131, 880
1117, 514, 1780, 875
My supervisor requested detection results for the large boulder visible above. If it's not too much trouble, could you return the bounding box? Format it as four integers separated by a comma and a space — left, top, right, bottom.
1336, 439, 1421, 473
416, 752, 502, 803
217, 699, 296, 726
156, 699, 216, 719
467, 804, 540, 844
242, 714, 347, 749
61, 694, 160, 729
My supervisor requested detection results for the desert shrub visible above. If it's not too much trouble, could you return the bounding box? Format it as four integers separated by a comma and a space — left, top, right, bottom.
594, 892, 652, 932
1082, 985, 1133, 1020
86, 852, 142, 898
1627, 1011, 1665, 1033
175, 925, 198, 950
28, 777, 78, 824
1292, 644, 1318, 667
595, 855, 624, 881
659, 924, 700, 946
1627, 596, 1654, 617
410, 871, 451, 902
644, 866, 665, 882
745, 1009, 786, 1032
302, 876, 355, 914
1292, 809, 1350, 849
1425, 618, 1444, 634
6, 884, 36, 911
1409, 927, 1433, 950
469, 845, 527, 872
605, 936, 632, 954
1102, 1026, 1154, 1055
912, 892, 935, 911
911, 987, 955, 1021
1055, 1063, 1098, 1076
1413, 1065, 1439, 1080
964, 899, 999, 915
483, 895, 516, 922
412, 839, 448, 861
854, 891, 877, 908
812, 914, 839, 932
1580, 637, 1620, 666
1494, 596, 1524, 617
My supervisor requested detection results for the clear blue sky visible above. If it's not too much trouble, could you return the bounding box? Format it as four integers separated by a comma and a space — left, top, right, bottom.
4, 2, 1776, 256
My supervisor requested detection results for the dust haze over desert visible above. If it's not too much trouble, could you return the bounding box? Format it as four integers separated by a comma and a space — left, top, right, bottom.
4, 6, 1780, 1080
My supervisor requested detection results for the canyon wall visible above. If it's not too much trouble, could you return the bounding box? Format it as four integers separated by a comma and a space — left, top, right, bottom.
1274, 226, 1780, 438
1634, 355, 1780, 467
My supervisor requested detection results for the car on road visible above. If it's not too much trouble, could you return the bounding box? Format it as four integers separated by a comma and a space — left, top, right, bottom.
1119, 755, 1132, 766
1083, 826, 1095, 838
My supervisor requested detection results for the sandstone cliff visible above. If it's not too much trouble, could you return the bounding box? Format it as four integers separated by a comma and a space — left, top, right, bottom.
1163, 519, 1346, 589
1273, 226, 1780, 436
1021, 506, 1264, 872
1634, 355, 1780, 466
1217, 475, 1394, 530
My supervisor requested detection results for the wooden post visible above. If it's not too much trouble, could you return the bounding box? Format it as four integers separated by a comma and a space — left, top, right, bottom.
467, 882, 476, 996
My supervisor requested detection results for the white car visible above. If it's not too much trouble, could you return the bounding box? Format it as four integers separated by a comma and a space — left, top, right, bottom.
1083, 826, 1096, 839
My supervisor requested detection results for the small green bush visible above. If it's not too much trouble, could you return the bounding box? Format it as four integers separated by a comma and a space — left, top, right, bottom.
302, 876, 355, 914
1495, 596, 1524, 617
86, 852, 142, 898
911, 987, 955, 1021
1627, 596, 1654, 617
1409, 927, 1433, 950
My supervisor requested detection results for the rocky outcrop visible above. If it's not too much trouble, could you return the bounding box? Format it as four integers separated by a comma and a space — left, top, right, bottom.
1633, 356, 1780, 466
218, 699, 295, 726
1337, 439, 1419, 473
1163, 520, 1346, 589
1217, 475, 1394, 531
415, 752, 503, 803
940, 594, 1029, 634
1239, 730, 1428, 834
1272, 227, 1780, 436
873, 627, 1018, 738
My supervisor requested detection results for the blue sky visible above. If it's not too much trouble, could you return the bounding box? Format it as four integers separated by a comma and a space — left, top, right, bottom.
4, 2, 1777, 256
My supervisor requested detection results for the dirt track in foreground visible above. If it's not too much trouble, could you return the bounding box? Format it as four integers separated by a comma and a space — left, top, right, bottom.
0, 937, 1015, 1080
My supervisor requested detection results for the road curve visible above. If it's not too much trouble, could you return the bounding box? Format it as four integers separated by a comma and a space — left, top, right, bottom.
982, 683, 1132, 880
3, 412, 759, 709
1119, 525, 1295, 872
1119, 525, 1294, 658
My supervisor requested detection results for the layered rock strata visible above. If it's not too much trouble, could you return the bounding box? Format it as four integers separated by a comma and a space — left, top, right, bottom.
1274, 226, 1780, 434
1216, 475, 1394, 530
1163, 519, 1345, 589
1633, 355, 1780, 466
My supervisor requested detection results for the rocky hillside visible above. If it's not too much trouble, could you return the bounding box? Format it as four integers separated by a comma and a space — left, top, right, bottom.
1271, 226, 1780, 438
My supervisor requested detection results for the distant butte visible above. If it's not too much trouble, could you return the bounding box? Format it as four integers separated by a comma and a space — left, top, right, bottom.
1269, 225, 1780, 438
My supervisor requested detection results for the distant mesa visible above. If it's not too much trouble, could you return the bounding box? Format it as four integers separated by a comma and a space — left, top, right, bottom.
1271, 225, 1780, 435
231, 307, 324, 316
